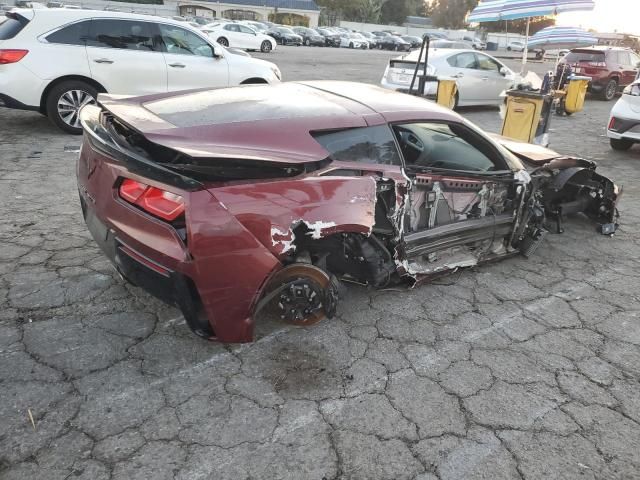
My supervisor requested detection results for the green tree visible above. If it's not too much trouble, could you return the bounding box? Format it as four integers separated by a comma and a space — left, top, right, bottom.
358, 0, 384, 23
317, 0, 425, 25
431, 0, 477, 29
380, 0, 410, 24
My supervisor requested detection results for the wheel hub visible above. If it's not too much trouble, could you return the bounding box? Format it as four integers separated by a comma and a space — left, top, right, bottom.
57, 90, 95, 128
264, 264, 337, 327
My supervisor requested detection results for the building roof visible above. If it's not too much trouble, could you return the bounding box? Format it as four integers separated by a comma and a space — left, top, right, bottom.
196, 0, 320, 11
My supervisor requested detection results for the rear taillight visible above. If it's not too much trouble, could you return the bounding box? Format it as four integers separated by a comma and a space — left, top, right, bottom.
119, 179, 147, 203
0, 49, 29, 64
608, 117, 618, 131
119, 178, 185, 221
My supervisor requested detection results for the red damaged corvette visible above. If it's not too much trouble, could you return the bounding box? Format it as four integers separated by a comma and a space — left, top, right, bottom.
77, 82, 620, 342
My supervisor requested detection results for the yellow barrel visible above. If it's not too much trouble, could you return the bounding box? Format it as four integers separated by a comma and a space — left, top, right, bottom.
502, 93, 545, 144
564, 76, 590, 114
436, 79, 458, 109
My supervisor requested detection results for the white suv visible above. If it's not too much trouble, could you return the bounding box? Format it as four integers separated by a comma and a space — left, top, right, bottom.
0, 9, 282, 133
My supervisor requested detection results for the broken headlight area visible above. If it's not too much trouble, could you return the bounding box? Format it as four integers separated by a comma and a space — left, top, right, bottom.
530, 157, 620, 235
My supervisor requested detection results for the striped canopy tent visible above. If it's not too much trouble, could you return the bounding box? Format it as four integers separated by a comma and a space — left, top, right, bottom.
468, 0, 596, 22
467, 0, 596, 70
528, 25, 597, 49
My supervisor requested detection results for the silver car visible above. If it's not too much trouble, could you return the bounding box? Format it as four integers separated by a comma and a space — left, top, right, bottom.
380, 48, 516, 108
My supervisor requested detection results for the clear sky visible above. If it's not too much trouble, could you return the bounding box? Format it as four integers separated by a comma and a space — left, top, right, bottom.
556, 0, 640, 35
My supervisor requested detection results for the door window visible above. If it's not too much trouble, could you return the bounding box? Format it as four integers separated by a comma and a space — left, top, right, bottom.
45, 20, 90, 45
159, 24, 214, 57
224, 24, 240, 32
312, 125, 403, 166
238, 25, 255, 34
447, 52, 477, 69
475, 53, 500, 72
87, 19, 158, 51
393, 122, 505, 172
630, 52, 640, 67
617, 51, 631, 66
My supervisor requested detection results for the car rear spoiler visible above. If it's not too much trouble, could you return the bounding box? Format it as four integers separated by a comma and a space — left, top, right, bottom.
80, 103, 331, 187
80, 104, 204, 191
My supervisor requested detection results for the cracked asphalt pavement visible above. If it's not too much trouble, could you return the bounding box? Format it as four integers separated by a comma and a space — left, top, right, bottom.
2, 47, 640, 479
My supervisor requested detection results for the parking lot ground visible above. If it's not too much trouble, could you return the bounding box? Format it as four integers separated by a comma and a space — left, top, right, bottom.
2, 47, 640, 480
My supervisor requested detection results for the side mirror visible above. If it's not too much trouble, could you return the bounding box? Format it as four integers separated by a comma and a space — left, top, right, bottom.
212, 43, 224, 57
500, 66, 509, 76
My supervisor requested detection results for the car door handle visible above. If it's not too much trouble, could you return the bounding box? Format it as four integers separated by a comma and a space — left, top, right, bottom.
168, 63, 186, 68
93, 58, 113, 64
453, 73, 464, 78
481, 76, 489, 81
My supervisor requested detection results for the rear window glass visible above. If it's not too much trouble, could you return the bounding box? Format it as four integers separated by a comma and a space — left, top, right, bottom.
565, 51, 605, 63
0, 15, 28, 40
312, 125, 402, 166
46, 20, 89, 45
390, 61, 424, 70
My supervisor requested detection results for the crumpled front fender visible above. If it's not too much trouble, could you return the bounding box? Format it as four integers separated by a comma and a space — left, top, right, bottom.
535, 163, 620, 232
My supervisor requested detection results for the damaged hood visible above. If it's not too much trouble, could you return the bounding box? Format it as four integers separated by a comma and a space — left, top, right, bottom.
490, 134, 562, 164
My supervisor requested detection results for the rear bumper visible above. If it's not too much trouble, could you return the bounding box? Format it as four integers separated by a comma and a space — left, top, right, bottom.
0, 63, 46, 110
607, 115, 640, 142
381, 77, 437, 96
79, 192, 213, 338
0, 93, 39, 111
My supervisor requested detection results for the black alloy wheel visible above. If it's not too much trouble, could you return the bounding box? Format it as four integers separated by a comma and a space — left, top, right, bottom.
602, 78, 618, 101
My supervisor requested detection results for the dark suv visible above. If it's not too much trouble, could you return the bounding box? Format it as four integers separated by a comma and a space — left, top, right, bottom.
563, 46, 640, 100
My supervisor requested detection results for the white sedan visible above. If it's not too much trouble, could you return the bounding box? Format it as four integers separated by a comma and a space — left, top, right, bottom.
203, 23, 277, 53
381, 49, 516, 108
607, 79, 640, 150
339, 32, 368, 49
507, 41, 525, 52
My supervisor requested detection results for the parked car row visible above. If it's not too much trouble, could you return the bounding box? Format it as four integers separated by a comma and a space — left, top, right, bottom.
196, 22, 466, 52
